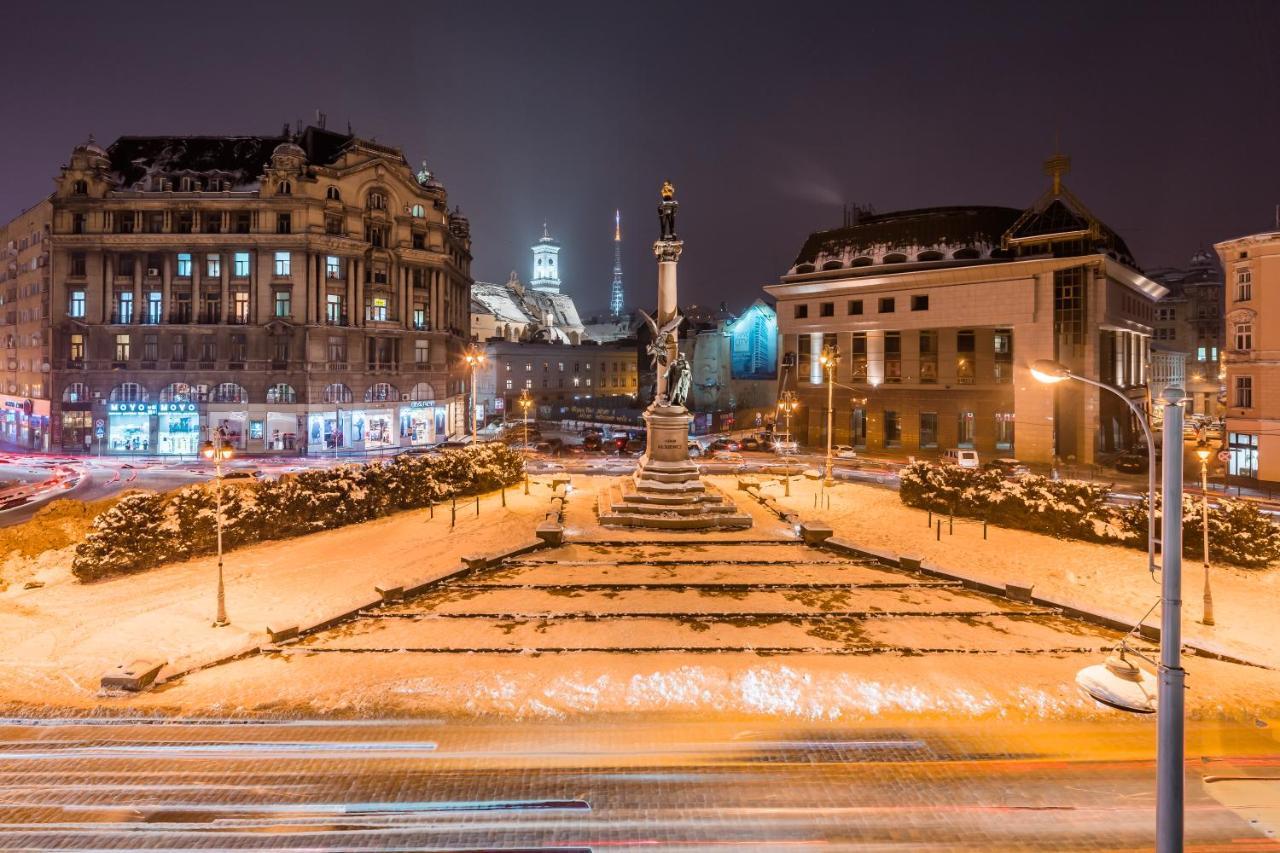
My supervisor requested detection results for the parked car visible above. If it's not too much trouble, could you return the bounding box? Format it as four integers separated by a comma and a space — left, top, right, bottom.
1114, 450, 1149, 474
583, 433, 602, 451
687, 441, 702, 458
833, 445, 857, 459
740, 437, 762, 451
771, 433, 798, 454
709, 437, 740, 452
941, 448, 981, 469
985, 457, 1030, 478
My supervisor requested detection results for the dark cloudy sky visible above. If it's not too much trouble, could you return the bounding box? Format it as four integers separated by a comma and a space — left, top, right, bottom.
2, 1, 1278, 315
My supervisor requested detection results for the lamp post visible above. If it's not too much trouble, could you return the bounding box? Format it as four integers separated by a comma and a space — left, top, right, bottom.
1034, 359, 1187, 852
200, 426, 233, 628
518, 387, 532, 495
819, 345, 839, 485
1195, 441, 1214, 626
1030, 359, 1157, 578
777, 389, 797, 497
464, 346, 486, 444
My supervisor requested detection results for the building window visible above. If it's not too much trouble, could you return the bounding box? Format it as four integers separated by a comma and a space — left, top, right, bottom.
326, 186, 341, 201
274, 290, 291, 318
266, 383, 296, 404
1229, 432, 1259, 478
1235, 375, 1253, 408
957, 411, 976, 447
276, 213, 291, 234
505, 379, 514, 390
114, 334, 130, 362
919, 412, 938, 448
411, 204, 425, 218
368, 191, 387, 211
71, 213, 85, 234
71, 180, 87, 195
819, 302, 834, 317
202, 212, 221, 234
232, 292, 250, 324
172, 335, 186, 362
326, 256, 342, 279
118, 254, 135, 277
884, 332, 901, 383
847, 299, 863, 316
368, 296, 389, 322
327, 294, 344, 324
274, 251, 291, 277
69, 334, 84, 363
115, 291, 134, 324
911, 294, 929, 311
884, 410, 902, 447
996, 413, 1015, 451
994, 329, 1013, 383
206, 254, 221, 278
143, 334, 158, 362
851, 406, 867, 447
919, 330, 938, 383
413, 306, 426, 330
1236, 268, 1252, 301
233, 211, 251, 233
277, 181, 291, 196
328, 337, 346, 364
176, 253, 192, 277
415, 340, 429, 365
233, 252, 250, 278
70, 253, 86, 277
69, 290, 85, 318
325, 215, 343, 235
146, 291, 162, 324
793, 304, 808, 319
273, 338, 289, 365
1234, 322, 1253, 351
878, 297, 895, 314
956, 329, 975, 384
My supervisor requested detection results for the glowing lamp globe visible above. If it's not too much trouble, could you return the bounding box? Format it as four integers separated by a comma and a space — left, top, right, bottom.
1076, 652, 1157, 714
1030, 359, 1071, 385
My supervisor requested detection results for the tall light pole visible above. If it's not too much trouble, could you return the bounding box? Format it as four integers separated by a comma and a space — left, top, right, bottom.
820, 345, 839, 485
518, 387, 532, 495
1195, 441, 1214, 626
777, 389, 797, 497
464, 345, 486, 444
200, 426, 233, 628
1034, 359, 1187, 852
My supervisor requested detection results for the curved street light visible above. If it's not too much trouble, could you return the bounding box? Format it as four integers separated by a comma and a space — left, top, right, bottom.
1194, 440, 1214, 626
518, 387, 533, 495
464, 346, 487, 444
200, 426, 234, 628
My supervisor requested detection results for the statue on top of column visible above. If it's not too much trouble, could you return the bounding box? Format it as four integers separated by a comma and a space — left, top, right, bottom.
658, 180, 678, 241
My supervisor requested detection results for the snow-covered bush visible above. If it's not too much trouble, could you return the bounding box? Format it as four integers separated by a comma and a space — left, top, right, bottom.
71, 444, 525, 581
898, 461, 1112, 540
1117, 493, 1280, 568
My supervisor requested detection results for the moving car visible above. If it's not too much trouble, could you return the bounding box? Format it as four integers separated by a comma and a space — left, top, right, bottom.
710, 450, 745, 465
687, 441, 702, 458
985, 457, 1030, 478
941, 448, 980, 469
1114, 450, 1149, 474
772, 433, 798, 454
833, 445, 857, 459
739, 436, 762, 451
583, 433, 602, 451
709, 437, 740, 452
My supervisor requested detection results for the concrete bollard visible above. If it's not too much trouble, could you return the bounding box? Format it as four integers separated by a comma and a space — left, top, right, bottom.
100, 659, 164, 692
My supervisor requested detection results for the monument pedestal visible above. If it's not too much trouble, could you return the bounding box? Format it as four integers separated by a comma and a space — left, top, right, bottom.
599, 402, 752, 530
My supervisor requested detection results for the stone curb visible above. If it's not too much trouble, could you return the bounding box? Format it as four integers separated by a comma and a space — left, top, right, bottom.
817, 536, 1271, 670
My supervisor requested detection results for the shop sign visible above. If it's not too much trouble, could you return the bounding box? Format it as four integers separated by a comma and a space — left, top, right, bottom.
108, 402, 199, 415
405, 401, 435, 409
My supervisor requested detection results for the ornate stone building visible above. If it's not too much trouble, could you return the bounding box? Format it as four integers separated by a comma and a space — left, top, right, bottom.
1147, 249, 1225, 419
23, 125, 472, 455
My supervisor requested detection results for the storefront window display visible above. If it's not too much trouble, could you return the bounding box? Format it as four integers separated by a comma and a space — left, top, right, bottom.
358, 409, 397, 450
265, 412, 298, 451
399, 403, 435, 446
307, 411, 353, 452
157, 409, 200, 455
107, 402, 201, 455
109, 411, 150, 453
211, 412, 247, 449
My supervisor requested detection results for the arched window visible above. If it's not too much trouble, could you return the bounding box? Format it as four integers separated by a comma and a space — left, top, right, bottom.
367, 191, 386, 211
883, 253, 908, 264
323, 383, 353, 404
407, 381, 435, 401
326, 186, 341, 201
851, 257, 873, 267
794, 263, 816, 274
110, 382, 147, 402
278, 180, 292, 196
410, 203, 425, 218
71, 180, 87, 196
62, 382, 90, 403
917, 250, 945, 262
159, 382, 193, 402
266, 383, 297, 404
953, 247, 981, 260
365, 382, 398, 402
211, 382, 247, 403
821, 260, 844, 271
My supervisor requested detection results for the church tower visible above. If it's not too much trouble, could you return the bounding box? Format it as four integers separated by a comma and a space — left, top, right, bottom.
530, 223, 561, 294
610, 210, 625, 318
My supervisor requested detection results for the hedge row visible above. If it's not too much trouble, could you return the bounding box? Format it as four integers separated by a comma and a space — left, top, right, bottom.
72, 443, 525, 581
899, 461, 1280, 567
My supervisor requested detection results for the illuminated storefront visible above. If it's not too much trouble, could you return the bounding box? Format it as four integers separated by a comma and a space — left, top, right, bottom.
0, 396, 51, 451
106, 401, 200, 455
399, 401, 437, 446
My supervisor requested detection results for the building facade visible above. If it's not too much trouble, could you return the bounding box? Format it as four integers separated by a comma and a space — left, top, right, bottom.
475, 339, 637, 421
470, 272, 586, 344
766, 158, 1165, 466
1215, 230, 1280, 481
0, 199, 53, 449
1148, 249, 1224, 418
25, 126, 472, 455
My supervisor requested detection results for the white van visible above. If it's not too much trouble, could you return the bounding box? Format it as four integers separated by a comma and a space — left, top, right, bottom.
941, 448, 980, 469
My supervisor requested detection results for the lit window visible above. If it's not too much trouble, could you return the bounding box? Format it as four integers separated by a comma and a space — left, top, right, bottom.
274, 290, 291, 318
1235, 375, 1253, 408
114, 334, 130, 361
505, 379, 513, 390
274, 251, 291, 276
326, 256, 341, 279
68, 290, 85, 318
234, 252, 250, 277
206, 254, 221, 277
176, 253, 192, 277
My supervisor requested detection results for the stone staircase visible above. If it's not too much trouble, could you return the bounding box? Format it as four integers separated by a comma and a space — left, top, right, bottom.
598, 476, 752, 530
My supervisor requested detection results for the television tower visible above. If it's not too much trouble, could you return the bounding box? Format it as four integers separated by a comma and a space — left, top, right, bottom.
610, 209, 625, 318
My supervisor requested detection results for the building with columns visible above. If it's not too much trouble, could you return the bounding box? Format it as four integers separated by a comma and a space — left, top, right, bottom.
766, 157, 1165, 466
12, 125, 473, 455
1215, 229, 1280, 482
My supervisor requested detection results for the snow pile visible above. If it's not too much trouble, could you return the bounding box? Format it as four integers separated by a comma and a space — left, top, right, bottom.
72, 444, 525, 581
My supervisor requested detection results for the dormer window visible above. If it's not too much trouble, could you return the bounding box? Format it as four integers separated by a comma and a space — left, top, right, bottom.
326, 186, 341, 201
180, 177, 194, 192
278, 180, 292, 196
71, 180, 87, 196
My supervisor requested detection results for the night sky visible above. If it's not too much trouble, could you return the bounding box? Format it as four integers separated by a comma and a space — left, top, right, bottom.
3, 1, 1278, 315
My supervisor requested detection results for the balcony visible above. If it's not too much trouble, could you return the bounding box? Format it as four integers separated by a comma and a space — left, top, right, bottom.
169, 310, 193, 324
226, 314, 251, 326
109, 312, 135, 325
326, 315, 350, 327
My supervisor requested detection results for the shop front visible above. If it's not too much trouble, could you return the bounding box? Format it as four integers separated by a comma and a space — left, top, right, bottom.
106, 402, 201, 455
399, 401, 438, 447
0, 396, 51, 451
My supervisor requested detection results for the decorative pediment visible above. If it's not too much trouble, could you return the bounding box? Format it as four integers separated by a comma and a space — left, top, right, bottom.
1227, 307, 1257, 324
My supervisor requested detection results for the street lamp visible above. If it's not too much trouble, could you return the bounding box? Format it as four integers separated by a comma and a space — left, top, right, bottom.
518, 387, 533, 495
1030, 359, 1157, 578
200, 426, 234, 628
819, 345, 840, 485
464, 346, 487, 444
1195, 441, 1214, 626
776, 389, 798, 497
1035, 360, 1188, 852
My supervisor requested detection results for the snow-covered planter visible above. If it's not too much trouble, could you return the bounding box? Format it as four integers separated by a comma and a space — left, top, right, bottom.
71, 444, 525, 581
1118, 494, 1280, 568
898, 461, 1112, 541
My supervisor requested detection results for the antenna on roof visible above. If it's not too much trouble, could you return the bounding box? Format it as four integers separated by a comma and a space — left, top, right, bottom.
347, 120, 353, 135
316, 109, 327, 130
282, 122, 290, 137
